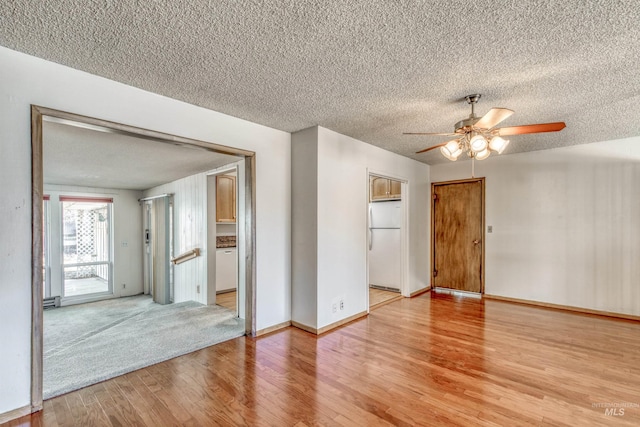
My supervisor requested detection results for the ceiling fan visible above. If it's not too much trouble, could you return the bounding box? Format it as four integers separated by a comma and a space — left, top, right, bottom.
404, 94, 566, 161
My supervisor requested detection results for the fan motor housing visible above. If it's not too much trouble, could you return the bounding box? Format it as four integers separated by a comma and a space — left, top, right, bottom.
454, 116, 479, 134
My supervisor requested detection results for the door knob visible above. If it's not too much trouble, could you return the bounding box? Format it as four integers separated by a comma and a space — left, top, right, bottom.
473, 239, 480, 245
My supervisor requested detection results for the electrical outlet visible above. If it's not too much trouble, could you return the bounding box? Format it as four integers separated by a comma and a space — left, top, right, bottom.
339, 299, 344, 310
197, 285, 201, 294
122, 283, 126, 289
488, 225, 493, 233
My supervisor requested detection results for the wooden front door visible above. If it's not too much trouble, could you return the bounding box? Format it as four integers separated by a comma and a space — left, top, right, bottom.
432, 179, 484, 293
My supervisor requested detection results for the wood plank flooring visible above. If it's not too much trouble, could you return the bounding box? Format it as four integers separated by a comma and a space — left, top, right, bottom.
216, 290, 236, 312
6, 292, 640, 426
369, 287, 402, 310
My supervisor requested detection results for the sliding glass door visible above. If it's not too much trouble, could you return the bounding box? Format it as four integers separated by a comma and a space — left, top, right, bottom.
60, 196, 113, 298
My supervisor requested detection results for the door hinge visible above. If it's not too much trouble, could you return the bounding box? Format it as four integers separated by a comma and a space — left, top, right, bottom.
433, 269, 438, 277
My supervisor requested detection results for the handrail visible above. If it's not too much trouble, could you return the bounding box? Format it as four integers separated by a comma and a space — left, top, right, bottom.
171, 248, 200, 265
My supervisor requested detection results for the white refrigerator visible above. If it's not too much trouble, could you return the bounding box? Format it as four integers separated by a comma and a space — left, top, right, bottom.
368, 200, 401, 290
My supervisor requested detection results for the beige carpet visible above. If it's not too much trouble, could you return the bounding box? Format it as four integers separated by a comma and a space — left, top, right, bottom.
44, 295, 244, 399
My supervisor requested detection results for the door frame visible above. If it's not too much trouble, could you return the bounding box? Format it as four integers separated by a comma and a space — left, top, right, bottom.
30, 105, 257, 411
59, 196, 115, 301
366, 169, 410, 311
207, 165, 241, 315
430, 177, 485, 293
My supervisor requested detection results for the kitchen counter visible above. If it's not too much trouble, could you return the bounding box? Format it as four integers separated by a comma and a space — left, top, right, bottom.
216, 236, 236, 248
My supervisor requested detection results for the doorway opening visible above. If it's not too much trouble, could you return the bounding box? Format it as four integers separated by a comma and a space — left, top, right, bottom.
207, 167, 242, 316
31, 105, 257, 409
431, 178, 485, 294
60, 196, 113, 298
367, 172, 408, 311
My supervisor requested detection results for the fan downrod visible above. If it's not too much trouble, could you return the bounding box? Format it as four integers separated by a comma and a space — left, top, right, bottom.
455, 94, 482, 132
465, 94, 481, 117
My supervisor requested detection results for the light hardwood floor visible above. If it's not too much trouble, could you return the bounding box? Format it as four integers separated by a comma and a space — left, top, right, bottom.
5, 292, 640, 426
216, 290, 236, 312
369, 287, 402, 310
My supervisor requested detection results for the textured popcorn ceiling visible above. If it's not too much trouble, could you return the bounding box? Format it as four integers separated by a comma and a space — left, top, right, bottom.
2, 0, 639, 164
43, 121, 240, 190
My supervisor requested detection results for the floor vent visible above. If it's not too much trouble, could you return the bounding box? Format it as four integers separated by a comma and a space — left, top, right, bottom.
43, 296, 60, 309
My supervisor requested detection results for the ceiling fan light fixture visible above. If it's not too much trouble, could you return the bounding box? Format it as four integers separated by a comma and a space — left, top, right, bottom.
475, 148, 491, 160
489, 136, 510, 154
469, 134, 488, 152
406, 93, 566, 162
440, 144, 461, 161
444, 140, 462, 156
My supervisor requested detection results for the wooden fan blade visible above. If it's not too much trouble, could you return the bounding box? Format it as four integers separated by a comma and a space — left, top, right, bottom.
474, 108, 514, 129
415, 142, 447, 154
403, 132, 457, 136
415, 140, 457, 154
497, 122, 566, 136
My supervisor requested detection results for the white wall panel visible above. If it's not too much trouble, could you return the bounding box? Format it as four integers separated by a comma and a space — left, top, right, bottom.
144, 172, 209, 305
291, 127, 318, 328
431, 137, 640, 316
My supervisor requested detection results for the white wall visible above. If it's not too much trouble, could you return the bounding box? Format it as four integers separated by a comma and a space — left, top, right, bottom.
44, 185, 143, 302
316, 127, 430, 328
0, 46, 290, 415
430, 137, 640, 316
291, 127, 319, 328
144, 164, 242, 307
145, 173, 209, 305
291, 126, 431, 330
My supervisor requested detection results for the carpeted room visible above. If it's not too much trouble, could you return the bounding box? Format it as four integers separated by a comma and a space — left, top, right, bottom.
43, 295, 244, 399
39, 111, 248, 400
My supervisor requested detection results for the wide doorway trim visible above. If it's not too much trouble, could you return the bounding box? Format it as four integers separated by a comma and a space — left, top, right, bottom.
30, 105, 257, 411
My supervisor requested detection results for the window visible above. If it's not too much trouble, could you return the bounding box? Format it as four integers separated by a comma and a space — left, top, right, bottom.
60, 196, 113, 298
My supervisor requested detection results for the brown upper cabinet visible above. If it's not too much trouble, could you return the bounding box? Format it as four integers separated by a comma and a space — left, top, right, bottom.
370, 177, 401, 201
216, 175, 236, 222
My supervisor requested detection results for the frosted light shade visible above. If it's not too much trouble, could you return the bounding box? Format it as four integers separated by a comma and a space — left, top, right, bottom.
470, 134, 488, 152
440, 145, 459, 161
444, 140, 462, 157
475, 148, 491, 160
489, 136, 510, 154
